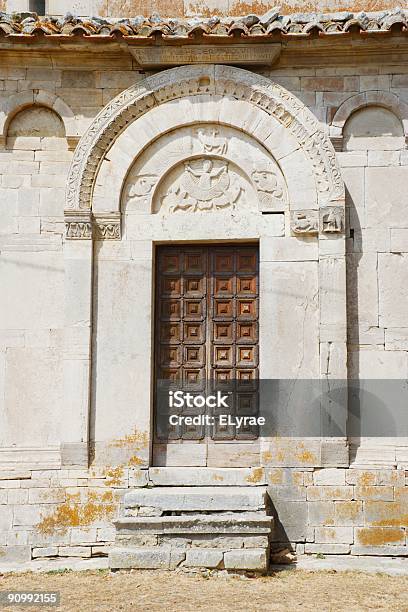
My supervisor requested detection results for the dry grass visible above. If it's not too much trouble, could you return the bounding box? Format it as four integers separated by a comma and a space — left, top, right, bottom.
1, 568, 407, 611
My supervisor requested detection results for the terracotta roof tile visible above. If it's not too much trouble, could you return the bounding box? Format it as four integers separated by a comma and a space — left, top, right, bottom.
0, 8, 406, 40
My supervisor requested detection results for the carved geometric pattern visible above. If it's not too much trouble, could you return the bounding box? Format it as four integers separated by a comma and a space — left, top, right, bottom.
65, 212, 121, 240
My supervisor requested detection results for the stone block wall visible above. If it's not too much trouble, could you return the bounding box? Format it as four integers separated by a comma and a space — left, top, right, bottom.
268, 466, 408, 556
1, 465, 408, 562
1, 58, 408, 559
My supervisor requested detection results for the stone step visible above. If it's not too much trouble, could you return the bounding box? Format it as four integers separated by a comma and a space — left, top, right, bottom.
109, 546, 269, 572
124, 486, 268, 512
115, 512, 273, 535
148, 467, 267, 487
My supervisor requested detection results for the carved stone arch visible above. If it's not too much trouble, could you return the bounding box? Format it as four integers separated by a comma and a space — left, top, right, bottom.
330, 90, 408, 150
65, 64, 345, 220
0, 89, 80, 148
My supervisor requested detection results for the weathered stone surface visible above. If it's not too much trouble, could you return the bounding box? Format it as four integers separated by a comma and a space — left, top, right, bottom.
305, 543, 350, 554
115, 513, 273, 535
128, 469, 149, 487
148, 468, 267, 487
355, 527, 405, 547
124, 487, 267, 512
32, 547, 58, 558
0, 545, 31, 562
306, 486, 353, 501
184, 549, 224, 568
313, 469, 346, 486
224, 549, 268, 571
315, 526, 353, 544
58, 546, 92, 558
334, 501, 364, 527
308, 501, 335, 526
188, 536, 243, 549
379, 254, 408, 327
351, 546, 408, 556
366, 167, 408, 229
109, 547, 185, 570
116, 534, 158, 547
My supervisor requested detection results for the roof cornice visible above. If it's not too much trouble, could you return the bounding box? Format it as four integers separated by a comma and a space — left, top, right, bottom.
0, 8, 406, 42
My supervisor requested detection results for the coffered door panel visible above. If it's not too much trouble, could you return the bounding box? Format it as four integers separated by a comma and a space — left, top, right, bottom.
209, 246, 259, 442
154, 244, 259, 465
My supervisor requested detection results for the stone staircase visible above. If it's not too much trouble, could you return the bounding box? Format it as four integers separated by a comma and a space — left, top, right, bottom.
109, 469, 273, 572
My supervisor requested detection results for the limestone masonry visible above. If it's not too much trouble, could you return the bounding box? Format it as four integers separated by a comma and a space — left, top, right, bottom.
1, 3, 408, 571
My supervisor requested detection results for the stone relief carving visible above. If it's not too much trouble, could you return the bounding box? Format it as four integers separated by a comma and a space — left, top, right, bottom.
127, 174, 158, 207
251, 165, 285, 211
320, 206, 344, 233
65, 220, 92, 239
95, 220, 121, 240
196, 126, 227, 154
290, 211, 318, 235
123, 124, 286, 215
65, 66, 344, 213
161, 157, 243, 213
65, 213, 121, 240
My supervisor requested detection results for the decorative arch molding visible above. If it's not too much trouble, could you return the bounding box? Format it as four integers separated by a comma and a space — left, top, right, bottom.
65, 64, 344, 225
0, 89, 80, 148
330, 90, 408, 150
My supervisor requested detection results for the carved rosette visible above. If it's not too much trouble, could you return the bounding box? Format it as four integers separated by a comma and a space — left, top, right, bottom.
64, 212, 121, 240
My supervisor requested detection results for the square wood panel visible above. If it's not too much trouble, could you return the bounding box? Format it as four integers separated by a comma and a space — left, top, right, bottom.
155, 245, 259, 444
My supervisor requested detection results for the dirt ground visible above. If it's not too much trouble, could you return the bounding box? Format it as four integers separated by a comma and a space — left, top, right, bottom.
1, 568, 407, 611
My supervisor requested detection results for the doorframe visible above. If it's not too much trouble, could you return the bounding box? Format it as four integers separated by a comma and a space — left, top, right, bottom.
151, 239, 260, 468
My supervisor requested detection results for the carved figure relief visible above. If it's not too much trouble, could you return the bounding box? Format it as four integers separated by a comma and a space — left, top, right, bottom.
320, 206, 344, 233
161, 157, 243, 213
290, 211, 318, 235
251, 165, 285, 211
196, 127, 227, 155
122, 124, 286, 215
127, 174, 157, 207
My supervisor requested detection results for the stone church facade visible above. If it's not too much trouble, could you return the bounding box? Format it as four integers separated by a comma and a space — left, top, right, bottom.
0, 5, 408, 570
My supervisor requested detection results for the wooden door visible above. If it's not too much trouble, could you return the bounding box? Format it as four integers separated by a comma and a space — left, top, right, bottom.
153, 244, 259, 467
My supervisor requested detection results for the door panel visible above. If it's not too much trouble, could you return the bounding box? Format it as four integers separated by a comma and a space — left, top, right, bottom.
154, 244, 259, 466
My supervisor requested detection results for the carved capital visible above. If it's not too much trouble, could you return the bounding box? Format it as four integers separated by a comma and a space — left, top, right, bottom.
65, 211, 92, 240
94, 213, 121, 240
290, 210, 318, 236
320, 206, 345, 234
64, 211, 121, 240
